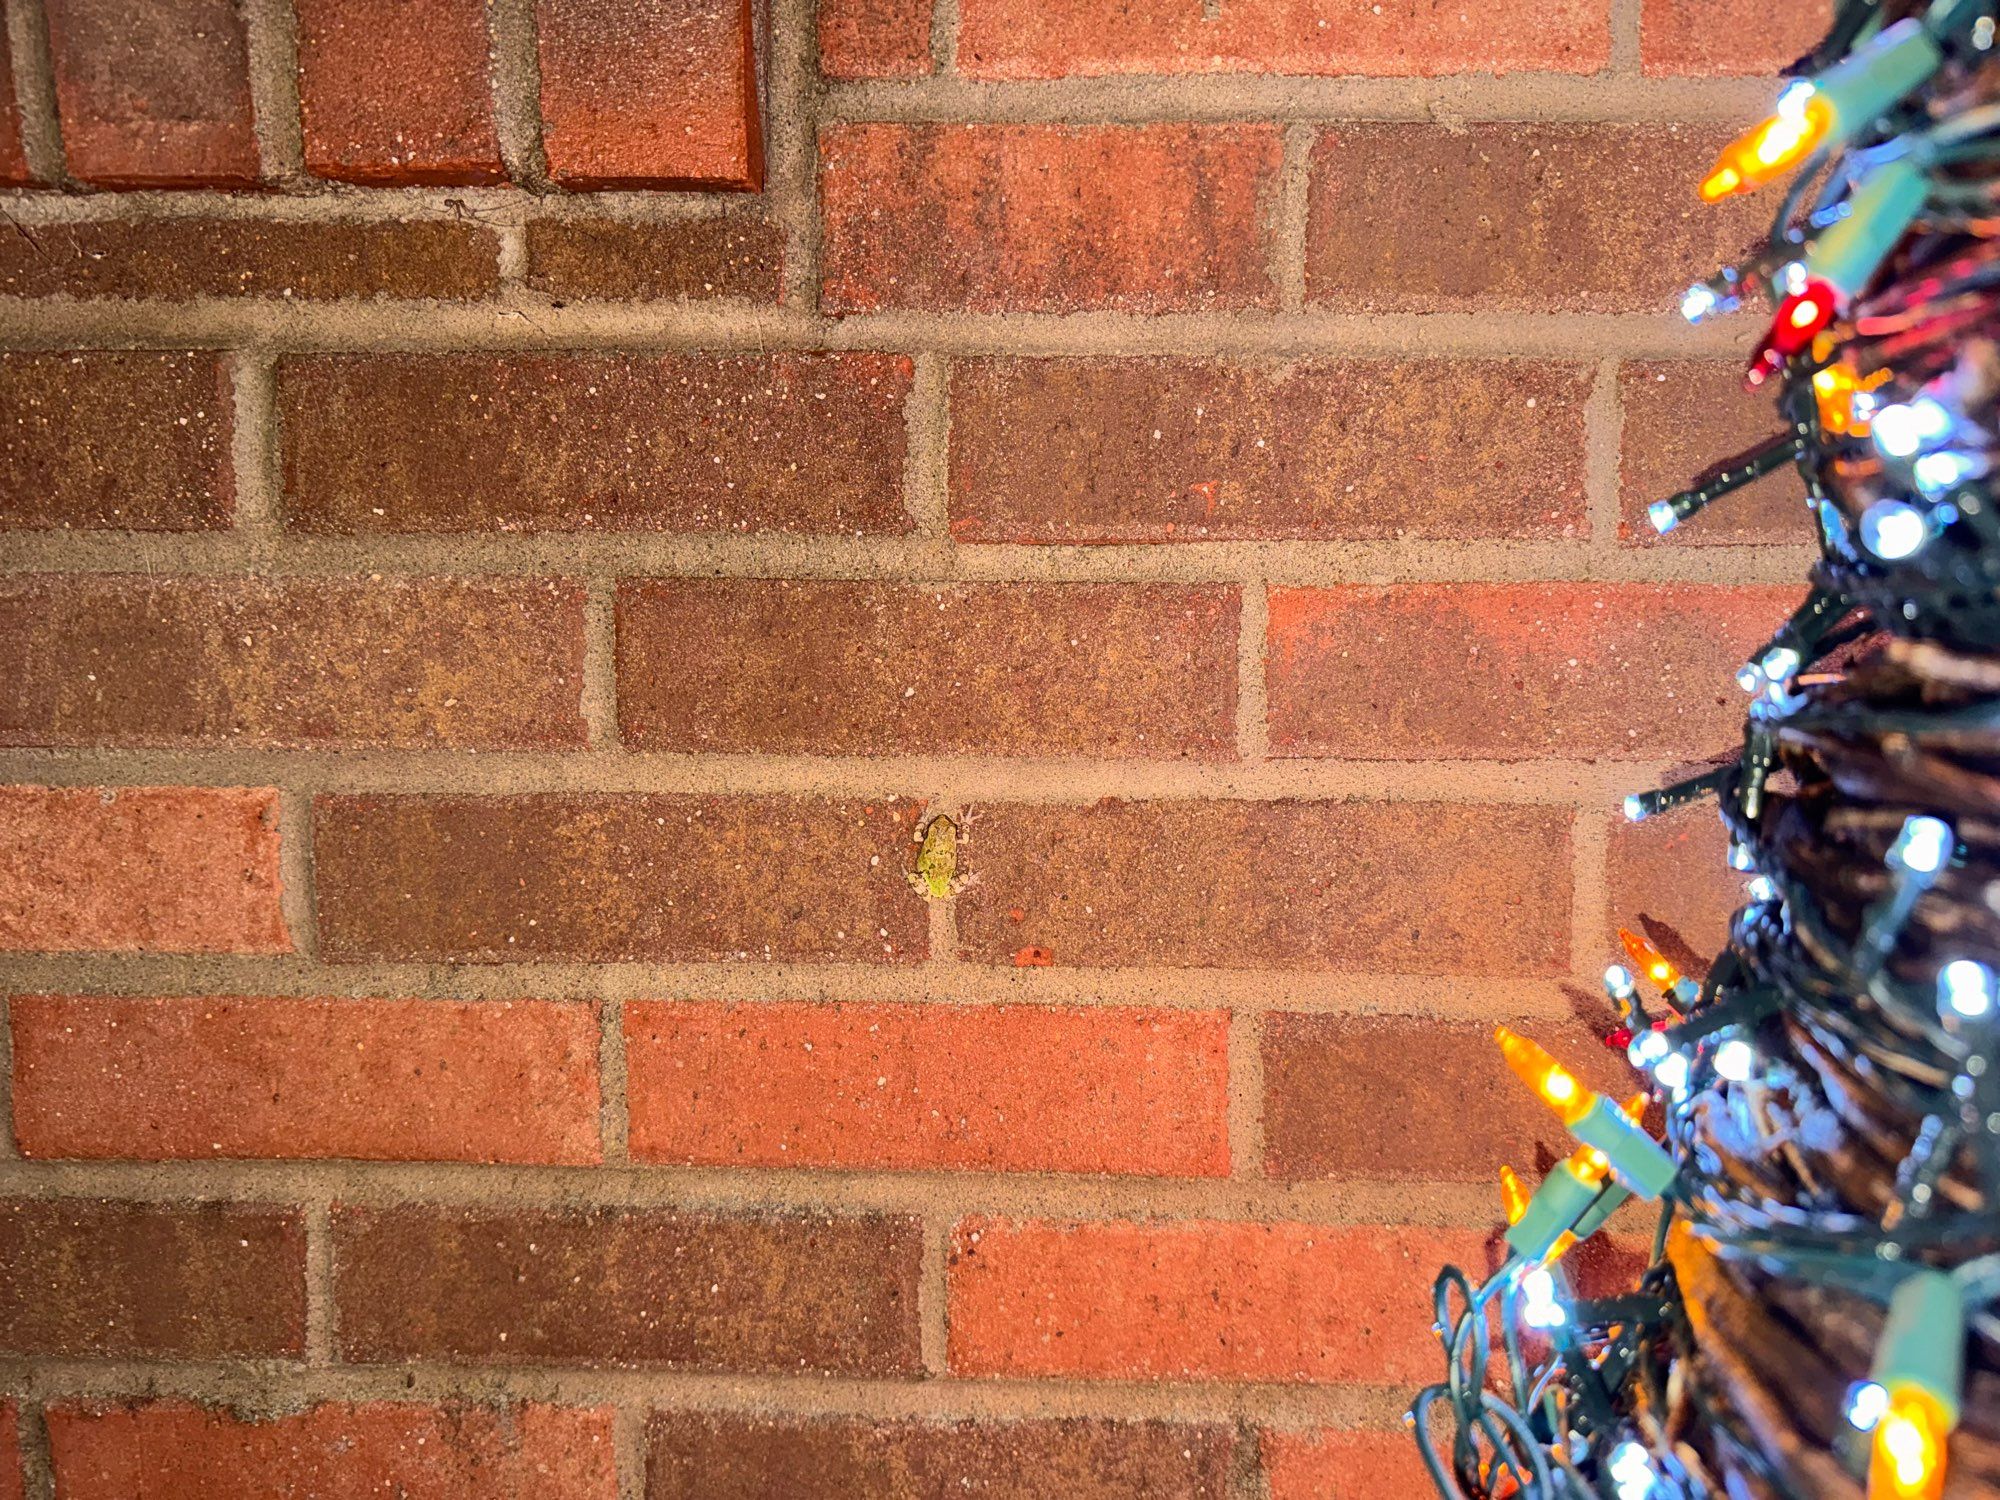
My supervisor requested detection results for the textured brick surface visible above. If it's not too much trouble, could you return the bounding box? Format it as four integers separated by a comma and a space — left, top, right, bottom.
313, 793, 926, 963
1620, 361, 1810, 545
537, 0, 762, 189
1265, 584, 1790, 760
0, 1199, 305, 1357
820, 0, 933, 77
0, 575, 588, 749
1262, 1013, 1629, 1181
649, 1410, 1233, 1498
948, 1219, 1489, 1382
0, 31, 28, 185
279, 353, 911, 534
0, 786, 287, 954
821, 124, 1282, 314
0, 1404, 15, 1500
334, 1205, 921, 1373
625, 1001, 1229, 1174
13, 995, 602, 1163
1306, 125, 1766, 312
525, 217, 783, 302
44, 0, 259, 186
47, 1402, 617, 1500
955, 800, 1571, 972
1607, 799, 1744, 962
1263, 1428, 1435, 1498
958, 0, 1608, 77
617, 580, 1239, 756
0, 219, 500, 301
1641, 0, 1830, 74
948, 357, 1591, 543
296, 0, 505, 184
0, 352, 231, 531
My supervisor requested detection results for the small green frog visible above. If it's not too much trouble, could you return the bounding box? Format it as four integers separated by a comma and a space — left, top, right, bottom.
907, 813, 978, 900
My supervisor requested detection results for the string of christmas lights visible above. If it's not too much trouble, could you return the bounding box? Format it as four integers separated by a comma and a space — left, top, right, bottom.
1411, 1, 2000, 1495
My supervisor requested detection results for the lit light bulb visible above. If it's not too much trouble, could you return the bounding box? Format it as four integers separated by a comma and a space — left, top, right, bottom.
1848, 1380, 1890, 1431
1494, 1026, 1591, 1126
1872, 398, 1952, 459
1648, 499, 1680, 534
1654, 1052, 1690, 1092
1609, 1439, 1658, 1500
1736, 661, 1764, 692
1627, 1028, 1670, 1070
1681, 283, 1718, 323
1701, 88, 1832, 200
1748, 875, 1778, 902
1620, 929, 1680, 992
1604, 964, 1637, 1001
1890, 816, 1953, 875
1859, 500, 1930, 560
1913, 450, 1974, 497
1938, 959, 1995, 1020
1729, 841, 1756, 871
1760, 645, 1802, 682
1870, 1390, 1948, 1499
1623, 793, 1646, 822
1714, 1038, 1756, 1082
1498, 1163, 1531, 1225
1518, 1265, 1567, 1329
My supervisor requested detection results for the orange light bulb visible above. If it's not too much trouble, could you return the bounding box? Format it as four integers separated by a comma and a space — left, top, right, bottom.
1619, 928, 1680, 990
1495, 1026, 1592, 1128
1699, 93, 1833, 201
1869, 1389, 1949, 1500
1499, 1164, 1530, 1225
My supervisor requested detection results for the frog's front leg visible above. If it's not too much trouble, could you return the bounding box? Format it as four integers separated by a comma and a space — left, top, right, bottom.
949, 870, 983, 898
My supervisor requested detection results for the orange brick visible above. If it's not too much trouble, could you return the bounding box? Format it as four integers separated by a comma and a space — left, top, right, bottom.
1641, 0, 1830, 75
13, 995, 602, 1164
821, 124, 1281, 314
616, 580, 1239, 757
624, 1001, 1229, 1175
1620, 362, 1811, 545
947, 1219, 1489, 1382
0, 30, 26, 185
821, 0, 933, 77
1265, 584, 1792, 760
47, 1402, 616, 1500
1606, 799, 1744, 967
959, 0, 1607, 77
0, 787, 287, 954
1264, 1428, 1435, 1499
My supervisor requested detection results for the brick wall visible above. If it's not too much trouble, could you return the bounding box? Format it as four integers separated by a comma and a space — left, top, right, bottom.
0, 0, 1819, 1493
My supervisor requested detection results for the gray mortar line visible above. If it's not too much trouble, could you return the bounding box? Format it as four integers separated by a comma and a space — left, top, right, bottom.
276, 788, 319, 960
1272, 126, 1313, 313
598, 992, 631, 1164
242, 0, 305, 183
765, 0, 822, 310
227, 349, 282, 533
487, 0, 549, 189
1582, 354, 1625, 562
3, 0, 63, 184
919, 1216, 951, 1374
614, 1403, 647, 1500
902, 352, 953, 541
581, 581, 619, 750
17, 1403, 50, 1500
1569, 807, 1614, 977
303, 1200, 335, 1363
931, 0, 961, 73
1607, 0, 1644, 76
1235, 581, 1270, 761
1227, 1011, 1265, 1180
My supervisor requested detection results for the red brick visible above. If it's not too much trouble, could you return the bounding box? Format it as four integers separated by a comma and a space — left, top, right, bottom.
48, 1401, 616, 1500
0, 1199, 305, 1357
1620, 361, 1810, 545
1264, 1429, 1434, 1499
1642, 0, 1829, 75
278, 353, 910, 535
0, 30, 29, 185
524, 216, 782, 302
820, 124, 1281, 314
0, 352, 231, 532
0, 786, 287, 954
948, 357, 1590, 543
0, 575, 587, 750
625, 1001, 1229, 1175
44, 0, 258, 186
954, 800, 1571, 973
1606, 799, 1743, 964
1262, 1014, 1631, 1182
948, 1219, 1487, 1382
296, 0, 505, 184
1306, 125, 1767, 313
334, 1205, 921, 1373
13, 995, 601, 1164
649, 1410, 1232, 1499
0, 1406, 14, 1500
1265, 584, 1792, 760
616, 580, 1239, 756
959, 0, 1606, 77
312, 794, 925, 964
820, 0, 933, 78
0, 219, 500, 301
536, 0, 762, 189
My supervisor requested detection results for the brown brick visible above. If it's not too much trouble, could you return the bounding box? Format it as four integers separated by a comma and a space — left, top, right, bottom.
820, 124, 1281, 314
524, 217, 782, 302
47, 1401, 616, 1500
0, 1404, 15, 1500
312, 793, 926, 964
1265, 584, 1792, 760
0, 786, 288, 954
1606, 798, 1743, 964
0, 30, 29, 185
625, 1001, 1229, 1175
1620, 361, 1810, 545
536, 0, 762, 189
1306, 125, 1766, 313
1263, 1429, 1434, 1499
820, 0, 933, 78
649, 1411, 1232, 1499
0, 575, 587, 750
948, 1218, 1488, 1382
279, 353, 911, 535
948, 357, 1591, 543
617, 580, 1238, 756
1642, 0, 1829, 75
958, 0, 1606, 77
0, 352, 231, 532
955, 800, 1570, 973
296, 0, 505, 184
44, 0, 259, 186
0, 219, 499, 301
1262, 1014, 1631, 1182
334, 1205, 921, 1373
13, 995, 602, 1164
0, 1199, 304, 1357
